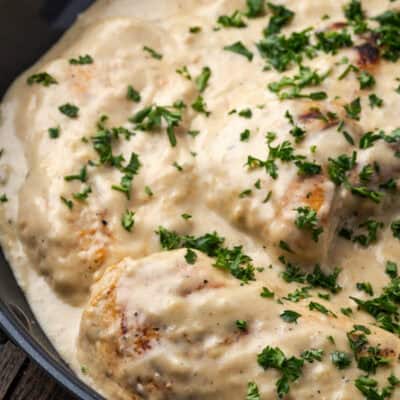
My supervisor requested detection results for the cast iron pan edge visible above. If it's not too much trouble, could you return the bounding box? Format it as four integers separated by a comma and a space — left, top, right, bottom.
0, 1, 102, 399
0, 304, 102, 400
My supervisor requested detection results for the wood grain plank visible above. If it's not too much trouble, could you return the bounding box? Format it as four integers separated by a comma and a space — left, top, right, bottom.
9, 360, 76, 400
0, 342, 26, 399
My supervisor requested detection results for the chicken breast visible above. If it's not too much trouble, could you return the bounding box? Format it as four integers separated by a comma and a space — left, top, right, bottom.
78, 249, 400, 400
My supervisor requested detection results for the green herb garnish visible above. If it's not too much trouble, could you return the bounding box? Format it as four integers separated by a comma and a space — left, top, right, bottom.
224, 41, 254, 61
121, 210, 135, 232
69, 54, 93, 65
143, 46, 163, 60
27, 72, 57, 86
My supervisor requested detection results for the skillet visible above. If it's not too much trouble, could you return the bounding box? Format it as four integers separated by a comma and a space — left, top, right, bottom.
0, 1, 101, 399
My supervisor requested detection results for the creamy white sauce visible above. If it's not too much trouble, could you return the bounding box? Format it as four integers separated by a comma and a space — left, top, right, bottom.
0, 0, 399, 398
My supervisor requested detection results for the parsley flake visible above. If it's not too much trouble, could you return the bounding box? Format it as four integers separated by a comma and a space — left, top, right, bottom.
280, 310, 301, 323
143, 46, 163, 60
127, 85, 141, 102
59, 103, 79, 119
48, 126, 60, 139
185, 248, 197, 264
344, 97, 361, 120
331, 351, 352, 369
69, 54, 93, 65
246, 382, 260, 400
195, 67, 212, 93
27, 72, 57, 87
294, 206, 323, 242
121, 210, 135, 232
224, 41, 254, 61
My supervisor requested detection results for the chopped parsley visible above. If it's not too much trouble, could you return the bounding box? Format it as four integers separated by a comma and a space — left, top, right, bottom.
308, 301, 337, 317
246, 382, 261, 400
176, 65, 192, 80
391, 220, 400, 239
187, 129, 200, 137
344, 0, 364, 23
280, 310, 301, 323
127, 85, 141, 102
315, 30, 353, 54
264, 3, 295, 36
341, 307, 353, 316
280, 258, 342, 294
239, 108, 252, 118
355, 375, 400, 400
356, 282, 374, 296
247, 139, 305, 180
338, 64, 359, 80
257, 28, 313, 72
350, 278, 400, 334
111, 153, 142, 199
285, 110, 306, 143
90, 122, 133, 167
268, 66, 329, 100
143, 46, 163, 60
69, 54, 93, 65
327, 152, 357, 185
239, 189, 252, 198
352, 220, 384, 247
156, 227, 256, 282
351, 186, 383, 204
300, 349, 324, 363
257, 345, 318, 398
0, 194, 8, 203
48, 126, 60, 139
64, 166, 87, 182
331, 351, 352, 369
185, 248, 197, 264
344, 97, 361, 120
359, 164, 374, 183
60, 196, 73, 210
192, 95, 211, 116
347, 325, 392, 374
27, 72, 57, 86
145, 186, 154, 197
236, 319, 248, 331
189, 26, 202, 34
224, 41, 254, 61
195, 67, 212, 92
344, 0, 368, 33
279, 240, 294, 253
369, 94, 384, 108
261, 286, 275, 298
294, 206, 323, 242
295, 159, 322, 177
131, 104, 183, 146
121, 210, 135, 232
173, 161, 183, 171
240, 129, 251, 141
374, 10, 400, 62
73, 186, 91, 201
59, 103, 79, 118
359, 131, 382, 149
386, 261, 398, 279
283, 286, 311, 303
358, 71, 376, 89
246, 0, 265, 18
217, 10, 247, 28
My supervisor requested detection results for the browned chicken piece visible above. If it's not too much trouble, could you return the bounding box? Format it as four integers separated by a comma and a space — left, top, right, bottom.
78, 249, 400, 400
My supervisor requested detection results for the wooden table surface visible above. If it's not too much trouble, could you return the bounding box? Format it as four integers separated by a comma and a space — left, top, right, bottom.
0, 328, 76, 400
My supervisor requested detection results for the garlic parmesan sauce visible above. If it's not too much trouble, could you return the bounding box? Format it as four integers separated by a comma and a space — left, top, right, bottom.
0, 0, 399, 399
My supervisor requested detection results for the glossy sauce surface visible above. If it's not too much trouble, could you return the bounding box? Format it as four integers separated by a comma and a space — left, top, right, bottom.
0, 1, 399, 399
